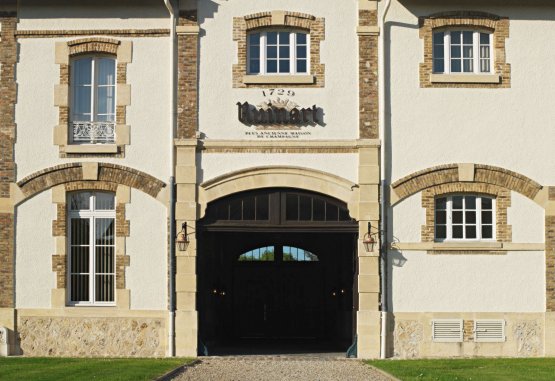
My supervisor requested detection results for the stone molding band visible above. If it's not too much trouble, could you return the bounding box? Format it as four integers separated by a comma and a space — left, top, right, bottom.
15, 29, 170, 38
16, 163, 166, 201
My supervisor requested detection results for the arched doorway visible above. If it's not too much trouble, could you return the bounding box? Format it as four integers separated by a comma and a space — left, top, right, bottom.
197, 188, 358, 355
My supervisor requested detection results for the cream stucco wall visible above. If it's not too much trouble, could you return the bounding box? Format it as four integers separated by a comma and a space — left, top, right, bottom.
17, 0, 169, 30
389, 251, 545, 312
200, 153, 359, 184
14, 36, 172, 182
198, 0, 360, 141
509, 191, 545, 243
15, 190, 56, 309
387, 0, 555, 185
125, 189, 168, 310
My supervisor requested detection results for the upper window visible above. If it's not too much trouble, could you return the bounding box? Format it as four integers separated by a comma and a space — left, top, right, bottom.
435, 195, 495, 241
433, 30, 492, 74
237, 245, 319, 262
68, 192, 116, 306
247, 30, 309, 75
70, 56, 116, 144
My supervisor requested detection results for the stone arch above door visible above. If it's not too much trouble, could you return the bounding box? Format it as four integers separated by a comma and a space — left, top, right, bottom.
199, 166, 359, 219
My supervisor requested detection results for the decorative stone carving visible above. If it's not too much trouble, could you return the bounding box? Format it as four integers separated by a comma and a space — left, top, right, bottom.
394, 320, 423, 358
513, 321, 542, 357
18, 317, 165, 357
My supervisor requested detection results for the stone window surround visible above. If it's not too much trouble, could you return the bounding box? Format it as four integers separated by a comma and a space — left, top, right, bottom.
54, 37, 132, 157
51, 181, 131, 309
421, 182, 512, 254
419, 11, 510, 88
233, 10, 325, 88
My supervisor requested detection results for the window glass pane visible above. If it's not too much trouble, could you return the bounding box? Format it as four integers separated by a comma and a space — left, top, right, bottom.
249, 59, 260, 74
463, 31, 473, 44
267, 32, 278, 45
451, 46, 461, 58
433, 59, 444, 73
70, 192, 91, 210
452, 211, 463, 224
73, 86, 92, 116
436, 197, 447, 210
451, 31, 461, 44
482, 211, 493, 224
243, 196, 255, 220
465, 196, 476, 209
96, 218, 114, 246
286, 194, 299, 220
95, 246, 114, 274
71, 274, 89, 302
463, 46, 473, 59
97, 58, 115, 86
453, 225, 463, 238
463, 59, 473, 72
436, 211, 446, 224
256, 194, 269, 220
482, 225, 493, 239
297, 59, 307, 73
249, 33, 260, 46
452, 196, 463, 209
480, 33, 490, 45
297, 45, 307, 59
95, 274, 114, 302
466, 211, 476, 224
313, 198, 325, 221
482, 197, 493, 209
278, 32, 290, 44
279, 46, 290, 59
433, 31, 444, 45
433, 45, 444, 59
71, 246, 90, 273
95, 193, 115, 210
229, 199, 242, 220
71, 219, 90, 245
326, 203, 338, 221
299, 196, 311, 221
466, 226, 477, 239
451, 59, 462, 72
279, 59, 290, 73
297, 33, 307, 45
249, 45, 260, 58
266, 46, 277, 58
480, 57, 490, 73
436, 225, 447, 239
73, 58, 92, 86
96, 86, 115, 116
267, 60, 277, 73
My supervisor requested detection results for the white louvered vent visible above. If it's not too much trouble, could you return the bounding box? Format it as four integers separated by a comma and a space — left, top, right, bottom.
431, 319, 463, 342
474, 319, 505, 342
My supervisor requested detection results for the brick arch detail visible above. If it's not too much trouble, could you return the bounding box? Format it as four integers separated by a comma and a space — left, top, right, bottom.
67, 37, 121, 56
391, 163, 543, 203
16, 163, 166, 202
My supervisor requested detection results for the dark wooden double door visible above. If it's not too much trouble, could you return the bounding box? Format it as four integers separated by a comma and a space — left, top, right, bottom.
233, 259, 323, 339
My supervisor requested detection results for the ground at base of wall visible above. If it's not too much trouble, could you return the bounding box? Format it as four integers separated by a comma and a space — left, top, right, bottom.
0, 357, 194, 381
366, 358, 555, 381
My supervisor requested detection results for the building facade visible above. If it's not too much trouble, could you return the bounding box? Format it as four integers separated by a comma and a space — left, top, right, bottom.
0, 0, 553, 359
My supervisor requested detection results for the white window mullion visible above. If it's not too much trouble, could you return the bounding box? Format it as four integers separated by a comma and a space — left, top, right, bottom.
261, 32, 267, 75
444, 32, 451, 74
90, 58, 96, 122
473, 32, 480, 74
477, 196, 482, 240
447, 197, 452, 240
89, 214, 95, 304
291, 32, 297, 74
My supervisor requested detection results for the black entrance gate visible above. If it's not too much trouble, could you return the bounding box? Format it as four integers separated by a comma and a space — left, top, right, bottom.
197, 188, 358, 355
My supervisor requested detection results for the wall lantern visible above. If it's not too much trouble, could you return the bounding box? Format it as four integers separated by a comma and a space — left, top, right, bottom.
363, 222, 377, 253
176, 222, 190, 252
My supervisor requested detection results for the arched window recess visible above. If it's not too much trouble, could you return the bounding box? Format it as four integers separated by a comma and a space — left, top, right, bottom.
237, 245, 319, 263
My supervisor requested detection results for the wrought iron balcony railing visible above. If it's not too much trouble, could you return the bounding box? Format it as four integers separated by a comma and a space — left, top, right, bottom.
72, 121, 116, 144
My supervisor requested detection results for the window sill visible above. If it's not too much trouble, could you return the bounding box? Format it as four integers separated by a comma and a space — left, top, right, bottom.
243, 74, 315, 85
391, 242, 545, 252
65, 144, 118, 154
430, 74, 501, 84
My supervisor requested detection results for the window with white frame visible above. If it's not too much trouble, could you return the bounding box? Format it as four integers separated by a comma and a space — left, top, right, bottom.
68, 192, 116, 305
70, 56, 116, 144
435, 195, 495, 241
433, 30, 493, 74
247, 30, 309, 75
